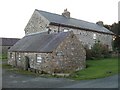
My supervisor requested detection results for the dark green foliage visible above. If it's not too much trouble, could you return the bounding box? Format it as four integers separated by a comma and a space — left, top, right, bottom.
104, 21, 120, 52
0, 54, 7, 60
85, 42, 110, 60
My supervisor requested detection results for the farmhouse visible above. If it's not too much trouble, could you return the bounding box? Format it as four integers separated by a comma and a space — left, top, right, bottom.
0, 38, 20, 55
8, 9, 114, 74
8, 31, 86, 74
24, 9, 114, 50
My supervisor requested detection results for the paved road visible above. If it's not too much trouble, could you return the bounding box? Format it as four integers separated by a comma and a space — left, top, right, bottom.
63, 74, 118, 88
2, 67, 118, 88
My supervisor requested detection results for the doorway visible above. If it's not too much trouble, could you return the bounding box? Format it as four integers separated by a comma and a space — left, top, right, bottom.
24, 56, 30, 70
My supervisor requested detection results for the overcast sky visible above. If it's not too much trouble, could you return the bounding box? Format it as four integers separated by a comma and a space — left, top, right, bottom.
0, 0, 119, 38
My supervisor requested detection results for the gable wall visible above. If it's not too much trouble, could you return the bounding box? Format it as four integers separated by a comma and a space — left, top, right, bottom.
49, 25, 113, 50
24, 10, 49, 35
51, 32, 86, 73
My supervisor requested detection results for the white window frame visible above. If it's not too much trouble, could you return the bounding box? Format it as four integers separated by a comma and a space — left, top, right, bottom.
18, 54, 21, 60
63, 29, 69, 32
93, 33, 97, 40
56, 51, 64, 56
36, 55, 42, 63
10, 53, 14, 59
89, 45, 92, 49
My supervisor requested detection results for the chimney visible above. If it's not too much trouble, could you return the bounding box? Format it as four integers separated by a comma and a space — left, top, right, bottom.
62, 9, 70, 18
96, 21, 104, 26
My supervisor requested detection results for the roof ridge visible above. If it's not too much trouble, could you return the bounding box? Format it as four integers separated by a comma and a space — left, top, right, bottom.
36, 9, 113, 35
36, 9, 100, 26
36, 9, 63, 17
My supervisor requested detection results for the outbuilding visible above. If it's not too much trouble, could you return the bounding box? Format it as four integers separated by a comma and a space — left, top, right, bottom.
8, 31, 86, 74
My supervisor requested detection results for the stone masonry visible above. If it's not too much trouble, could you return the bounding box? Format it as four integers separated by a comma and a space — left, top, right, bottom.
24, 10, 113, 51
8, 32, 86, 74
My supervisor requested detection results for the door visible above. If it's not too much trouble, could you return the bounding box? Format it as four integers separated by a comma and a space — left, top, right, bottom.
24, 56, 30, 70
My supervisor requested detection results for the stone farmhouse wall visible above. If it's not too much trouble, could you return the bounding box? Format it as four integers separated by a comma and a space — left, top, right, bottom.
24, 10, 49, 35
49, 25, 113, 50
8, 32, 86, 74
24, 11, 113, 51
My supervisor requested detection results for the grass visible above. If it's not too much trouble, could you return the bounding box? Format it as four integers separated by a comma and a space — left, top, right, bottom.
69, 57, 118, 80
2, 57, 119, 80
0, 54, 7, 61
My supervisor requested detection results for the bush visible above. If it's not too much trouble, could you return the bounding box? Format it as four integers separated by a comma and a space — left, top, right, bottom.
85, 42, 110, 60
0, 54, 7, 60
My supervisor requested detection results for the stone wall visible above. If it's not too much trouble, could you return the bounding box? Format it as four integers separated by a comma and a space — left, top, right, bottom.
8, 32, 86, 74
24, 10, 49, 35
49, 25, 113, 50
8, 52, 16, 66
24, 10, 113, 51
52, 32, 86, 73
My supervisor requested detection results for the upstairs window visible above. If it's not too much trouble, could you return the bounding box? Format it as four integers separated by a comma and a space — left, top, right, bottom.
63, 29, 69, 32
88, 45, 92, 49
56, 51, 64, 56
93, 33, 96, 40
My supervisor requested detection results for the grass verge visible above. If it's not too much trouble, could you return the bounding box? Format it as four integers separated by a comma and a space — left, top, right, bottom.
2, 57, 119, 80
68, 57, 118, 80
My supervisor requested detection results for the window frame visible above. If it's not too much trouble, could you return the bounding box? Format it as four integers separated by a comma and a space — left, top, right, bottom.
36, 54, 42, 63
93, 33, 97, 40
18, 54, 21, 60
10, 53, 13, 59
63, 29, 69, 32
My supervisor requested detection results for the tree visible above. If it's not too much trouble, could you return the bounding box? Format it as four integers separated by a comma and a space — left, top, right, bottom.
104, 21, 120, 52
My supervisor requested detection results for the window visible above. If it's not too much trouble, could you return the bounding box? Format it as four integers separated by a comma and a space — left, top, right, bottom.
88, 45, 92, 49
112, 36, 116, 41
63, 29, 69, 32
93, 33, 96, 40
18, 54, 21, 60
56, 51, 64, 56
10, 53, 13, 59
36, 54, 42, 63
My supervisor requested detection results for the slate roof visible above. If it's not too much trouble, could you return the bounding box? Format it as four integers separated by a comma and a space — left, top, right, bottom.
0, 38, 20, 46
36, 9, 113, 35
8, 32, 70, 53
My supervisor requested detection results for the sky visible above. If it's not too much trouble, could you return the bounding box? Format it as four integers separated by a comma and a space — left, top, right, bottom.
0, 0, 119, 38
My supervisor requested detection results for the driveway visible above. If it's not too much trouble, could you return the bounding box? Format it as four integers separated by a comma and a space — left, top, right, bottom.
2, 67, 118, 88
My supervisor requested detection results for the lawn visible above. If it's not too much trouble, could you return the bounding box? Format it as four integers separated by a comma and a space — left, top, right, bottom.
69, 57, 118, 80
2, 57, 119, 80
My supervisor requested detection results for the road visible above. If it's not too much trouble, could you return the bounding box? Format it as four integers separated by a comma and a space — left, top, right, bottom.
2, 68, 118, 88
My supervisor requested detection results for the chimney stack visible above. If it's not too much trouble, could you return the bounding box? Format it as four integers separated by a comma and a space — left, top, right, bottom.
96, 21, 104, 26
62, 9, 70, 18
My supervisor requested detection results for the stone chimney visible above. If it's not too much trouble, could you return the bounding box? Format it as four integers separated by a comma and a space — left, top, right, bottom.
62, 9, 70, 18
96, 21, 104, 26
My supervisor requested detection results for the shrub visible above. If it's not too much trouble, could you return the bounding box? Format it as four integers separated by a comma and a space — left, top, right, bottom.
0, 54, 7, 60
85, 42, 110, 60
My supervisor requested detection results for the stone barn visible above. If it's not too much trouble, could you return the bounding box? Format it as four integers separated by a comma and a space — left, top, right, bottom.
0, 38, 20, 55
8, 31, 86, 74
